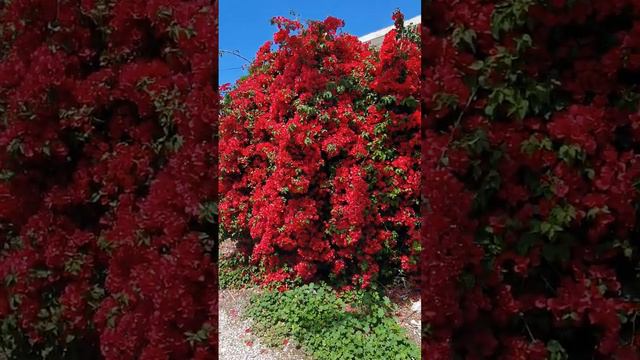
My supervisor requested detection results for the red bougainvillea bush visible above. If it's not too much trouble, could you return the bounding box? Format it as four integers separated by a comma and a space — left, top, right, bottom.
423, 0, 640, 358
0, 0, 217, 358
220, 12, 420, 288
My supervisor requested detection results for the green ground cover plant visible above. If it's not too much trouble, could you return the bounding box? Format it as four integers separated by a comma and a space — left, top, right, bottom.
219, 253, 258, 289
245, 283, 420, 360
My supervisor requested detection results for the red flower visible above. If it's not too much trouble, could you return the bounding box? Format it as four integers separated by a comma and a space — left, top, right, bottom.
220, 12, 420, 287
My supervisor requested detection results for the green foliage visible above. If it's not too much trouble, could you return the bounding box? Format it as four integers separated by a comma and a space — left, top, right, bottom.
0, 298, 100, 360
471, 40, 558, 121
557, 144, 586, 165
546, 340, 569, 360
491, 0, 536, 39
520, 134, 553, 156
245, 283, 420, 360
198, 201, 217, 224
452, 27, 477, 52
219, 253, 258, 289
398, 24, 421, 44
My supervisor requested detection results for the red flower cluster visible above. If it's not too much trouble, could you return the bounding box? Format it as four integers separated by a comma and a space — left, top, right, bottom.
424, 0, 640, 358
220, 12, 420, 288
0, 0, 217, 358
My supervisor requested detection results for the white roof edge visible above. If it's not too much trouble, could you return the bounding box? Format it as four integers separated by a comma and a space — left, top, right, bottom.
358, 15, 421, 43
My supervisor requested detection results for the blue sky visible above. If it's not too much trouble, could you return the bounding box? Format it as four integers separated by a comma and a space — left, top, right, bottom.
219, 1, 420, 86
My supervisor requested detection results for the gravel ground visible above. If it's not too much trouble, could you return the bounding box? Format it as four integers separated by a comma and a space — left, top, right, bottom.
218, 240, 420, 359
386, 286, 421, 345
219, 288, 420, 360
219, 240, 295, 359
218, 288, 310, 360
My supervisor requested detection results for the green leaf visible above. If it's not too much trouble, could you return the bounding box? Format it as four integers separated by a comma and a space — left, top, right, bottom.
401, 96, 419, 110
469, 60, 484, 71
547, 340, 569, 360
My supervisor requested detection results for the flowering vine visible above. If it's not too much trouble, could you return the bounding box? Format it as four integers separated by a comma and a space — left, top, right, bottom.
0, 0, 217, 358
423, 0, 640, 358
220, 12, 421, 288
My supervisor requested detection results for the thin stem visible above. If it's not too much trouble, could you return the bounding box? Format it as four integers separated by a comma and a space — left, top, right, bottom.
520, 313, 536, 342
632, 311, 637, 346
221, 66, 247, 71
437, 87, 478, 169
219, 49, 252, 64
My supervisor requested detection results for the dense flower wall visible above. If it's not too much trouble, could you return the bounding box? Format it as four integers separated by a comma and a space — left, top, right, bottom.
423, 0, 640, 358
219, 12, 421, 288
0, 0, 217, 358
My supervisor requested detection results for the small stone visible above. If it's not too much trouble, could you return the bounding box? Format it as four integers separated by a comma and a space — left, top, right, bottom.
411, 300, 420, 313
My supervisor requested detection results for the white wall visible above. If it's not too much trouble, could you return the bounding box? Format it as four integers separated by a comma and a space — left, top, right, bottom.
358, 15, 421, 49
